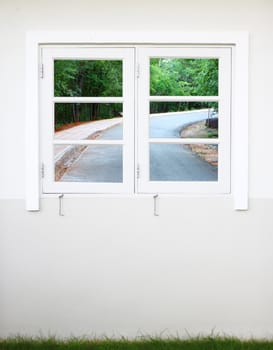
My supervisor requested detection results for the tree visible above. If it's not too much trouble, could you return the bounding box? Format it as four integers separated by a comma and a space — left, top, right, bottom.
54, 60, 122, 126
150, 58, 218, 113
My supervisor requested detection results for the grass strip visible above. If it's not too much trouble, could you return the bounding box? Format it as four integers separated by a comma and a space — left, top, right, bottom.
1, 337, 273, 350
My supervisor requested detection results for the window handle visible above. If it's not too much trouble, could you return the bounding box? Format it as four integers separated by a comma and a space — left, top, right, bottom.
59, 194, 64, 216
153, 194, 159, 216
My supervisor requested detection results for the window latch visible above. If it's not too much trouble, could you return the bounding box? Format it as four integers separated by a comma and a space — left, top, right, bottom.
40, 63, 44, 79
136, 63, 140, 79
137, 164, 140, 179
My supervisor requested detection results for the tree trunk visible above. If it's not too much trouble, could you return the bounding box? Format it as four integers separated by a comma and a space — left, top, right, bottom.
72, 104, 80, 122
92, 103, 99, 120
89, 104, 93, 120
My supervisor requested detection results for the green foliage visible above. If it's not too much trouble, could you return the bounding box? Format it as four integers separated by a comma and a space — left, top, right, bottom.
55, 103, 122, 129
54, 60, 122, 127
54, 58, 219, 127
54, 60, 122, 97
150, 102, 218, 114
1, 337, 273, 350
150, 58, 218, 97
150, 58, 218, 114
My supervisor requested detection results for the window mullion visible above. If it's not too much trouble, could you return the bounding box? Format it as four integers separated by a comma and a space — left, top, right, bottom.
53, 97, 124, 103
149, 96, 219, 102
53, 140, 124, 145
148, 138, 219, 145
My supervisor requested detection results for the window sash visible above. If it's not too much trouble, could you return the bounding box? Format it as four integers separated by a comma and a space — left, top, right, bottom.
41, 47, 135, 194
136, 47, 231, 194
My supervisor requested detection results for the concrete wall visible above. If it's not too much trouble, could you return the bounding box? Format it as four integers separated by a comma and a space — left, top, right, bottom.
0, 0, 273, 339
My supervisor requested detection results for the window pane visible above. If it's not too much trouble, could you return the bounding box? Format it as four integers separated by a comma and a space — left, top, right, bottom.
150, 102, 218, 138
150, 58, 218, 96
54, 103, 123, 140
54, 60, 122, 97
150, 143, 218, 181
55, 145, 123, 182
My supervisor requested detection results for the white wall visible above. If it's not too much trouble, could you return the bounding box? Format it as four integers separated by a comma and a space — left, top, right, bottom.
1, 0, 273, 339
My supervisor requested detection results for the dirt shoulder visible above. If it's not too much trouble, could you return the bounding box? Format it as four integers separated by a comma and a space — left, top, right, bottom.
181, 120, 218, 166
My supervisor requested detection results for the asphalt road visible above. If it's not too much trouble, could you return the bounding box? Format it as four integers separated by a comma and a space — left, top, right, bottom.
61, 123, 123, 183
61, 111, 217, 182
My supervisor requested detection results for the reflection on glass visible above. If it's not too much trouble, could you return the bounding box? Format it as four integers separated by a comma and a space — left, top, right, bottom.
55, 145, 123, 182
150, 143, 218, 181
149, 102, 218, 138
150, 58, 218, 96
54, 60, 122, 97
54, 103, 123, 140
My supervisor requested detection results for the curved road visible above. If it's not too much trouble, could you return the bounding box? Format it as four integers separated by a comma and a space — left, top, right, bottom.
61, 111, 217, 182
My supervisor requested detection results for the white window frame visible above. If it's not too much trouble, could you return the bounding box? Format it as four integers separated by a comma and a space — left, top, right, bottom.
26, 31, 249, 211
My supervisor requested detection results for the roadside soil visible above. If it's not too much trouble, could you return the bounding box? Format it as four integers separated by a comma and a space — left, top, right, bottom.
55, 120, 93, 132
55, 116, 122, 132
181, 120, 218, 166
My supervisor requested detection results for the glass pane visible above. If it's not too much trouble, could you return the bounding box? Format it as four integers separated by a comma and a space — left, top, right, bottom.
150, 143, 218, 181
150, 58, 218, 96
54, 60, 122, 97
55, 145, 123, 182
150, 102, 218, 138
54, 103, 123, 140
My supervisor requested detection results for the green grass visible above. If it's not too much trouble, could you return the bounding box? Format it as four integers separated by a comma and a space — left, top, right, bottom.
1, 337, 273, 350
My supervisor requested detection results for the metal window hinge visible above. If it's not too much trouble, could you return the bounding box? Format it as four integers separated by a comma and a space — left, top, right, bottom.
40, 63, 44, 79
41, 163, 45, 178
136, 63, 140, 79
137, 164, 140, 179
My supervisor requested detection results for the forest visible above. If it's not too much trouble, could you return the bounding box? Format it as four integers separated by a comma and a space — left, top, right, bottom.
54, 58, 218, 129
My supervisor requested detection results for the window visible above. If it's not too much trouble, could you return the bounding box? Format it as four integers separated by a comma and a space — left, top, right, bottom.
26, 32, 248, 210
